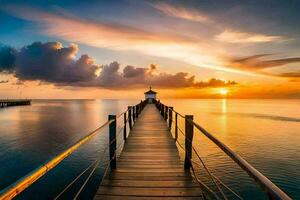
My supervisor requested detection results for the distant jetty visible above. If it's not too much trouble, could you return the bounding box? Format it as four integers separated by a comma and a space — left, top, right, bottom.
0, 99, 31, 108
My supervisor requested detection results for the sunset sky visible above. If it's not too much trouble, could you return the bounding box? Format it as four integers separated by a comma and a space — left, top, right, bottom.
0, 0, 299, 99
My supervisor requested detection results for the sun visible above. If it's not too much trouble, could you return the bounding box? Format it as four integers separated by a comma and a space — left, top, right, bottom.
219, 88, 228, 96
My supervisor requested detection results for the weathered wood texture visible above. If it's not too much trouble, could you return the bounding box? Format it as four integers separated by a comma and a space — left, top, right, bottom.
95, 104, 203, 199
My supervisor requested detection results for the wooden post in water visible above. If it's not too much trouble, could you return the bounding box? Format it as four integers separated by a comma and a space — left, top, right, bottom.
128, 106, 132, 130
184, 115, 194, 170
123, 112, 127, 141
109, 115, 117, 170
175, 112, 178, 141
168, 107, 173, 129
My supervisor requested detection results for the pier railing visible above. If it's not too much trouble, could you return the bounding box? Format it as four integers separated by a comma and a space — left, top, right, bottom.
0, 100, 147, 200
155, 100, 292, 200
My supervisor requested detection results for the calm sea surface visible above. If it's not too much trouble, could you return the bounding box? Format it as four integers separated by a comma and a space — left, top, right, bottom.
0, 99, 299, 199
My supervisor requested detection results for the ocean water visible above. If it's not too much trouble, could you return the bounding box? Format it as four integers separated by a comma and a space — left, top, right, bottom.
0, 99, 299, 199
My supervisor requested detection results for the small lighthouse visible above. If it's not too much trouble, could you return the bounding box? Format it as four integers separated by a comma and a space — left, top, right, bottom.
144, 86, 157, 103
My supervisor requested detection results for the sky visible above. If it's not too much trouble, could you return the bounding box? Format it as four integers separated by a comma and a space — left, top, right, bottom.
0, 0, 299, 99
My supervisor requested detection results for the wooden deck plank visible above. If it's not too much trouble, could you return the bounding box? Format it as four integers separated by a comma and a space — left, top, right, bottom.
95, 195, 203, 200
94, 104, 202, 200
101, 180, 199, 188
97, 186, 204, 196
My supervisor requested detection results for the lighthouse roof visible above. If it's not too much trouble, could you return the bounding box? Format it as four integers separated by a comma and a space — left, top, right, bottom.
144, 87, 157, 94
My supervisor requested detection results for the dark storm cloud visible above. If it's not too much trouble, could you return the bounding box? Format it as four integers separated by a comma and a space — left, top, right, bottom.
0, 41, 237, 89
0, 44, 16, 72
14, 42, 99, 82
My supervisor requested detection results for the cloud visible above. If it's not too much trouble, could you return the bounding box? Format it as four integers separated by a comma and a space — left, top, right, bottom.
91, 62, 236, 89
0, 44, 16, 72
0, 41, 237, 89
274, 72, 300, 78
229, 54, 300, 70
0, 80, 9, 84
226, 54, 300, 78
2, 5, 235, 73
1, 42, 100, 83
2, 4, 296, 77
3, 5, 194, 48
151, 2, 212, 24
216, 30, 285, 43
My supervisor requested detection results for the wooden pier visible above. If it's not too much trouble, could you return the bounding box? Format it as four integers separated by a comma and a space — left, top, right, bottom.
0, 99, 292, 200
95, 104, 203, 200
0, 99, 31, 108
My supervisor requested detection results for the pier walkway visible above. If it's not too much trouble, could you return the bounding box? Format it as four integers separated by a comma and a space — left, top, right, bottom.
95, 104, 203, 200
0, 100, 291, 200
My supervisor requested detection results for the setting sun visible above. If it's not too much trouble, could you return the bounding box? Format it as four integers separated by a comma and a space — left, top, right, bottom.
219, 88, 228, 96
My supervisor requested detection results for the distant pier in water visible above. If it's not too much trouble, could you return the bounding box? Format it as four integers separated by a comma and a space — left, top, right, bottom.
0, 99, 31, 108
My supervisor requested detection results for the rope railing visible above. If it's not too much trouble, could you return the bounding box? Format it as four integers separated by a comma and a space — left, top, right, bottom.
175, 125, 229, 200
54, 157, 102, 200
155, 99, 292, 200
174, 122, 232, 200
175, 138, 222, 200
55, 123, 127, 200
191, 160, 243, 200
0, 100, 147, 200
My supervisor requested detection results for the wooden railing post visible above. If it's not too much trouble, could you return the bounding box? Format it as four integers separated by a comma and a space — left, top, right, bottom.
123, 112, 127, 141
128, 106, 132, 130
164, 106, 168, 121
136, 105, 139, 118
175, 112, 178, 141
184, 115, 194, 170
109, 115, 117, 170
133, 106, 136, 121
168, 107, 173, 129
161, 104, 164, 117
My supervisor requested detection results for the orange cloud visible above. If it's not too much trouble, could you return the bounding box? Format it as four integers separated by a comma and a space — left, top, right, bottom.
216, 30, 285, 43
151, 2, 212, 24
224, 54, 300, 78
3, 5, 241, 74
